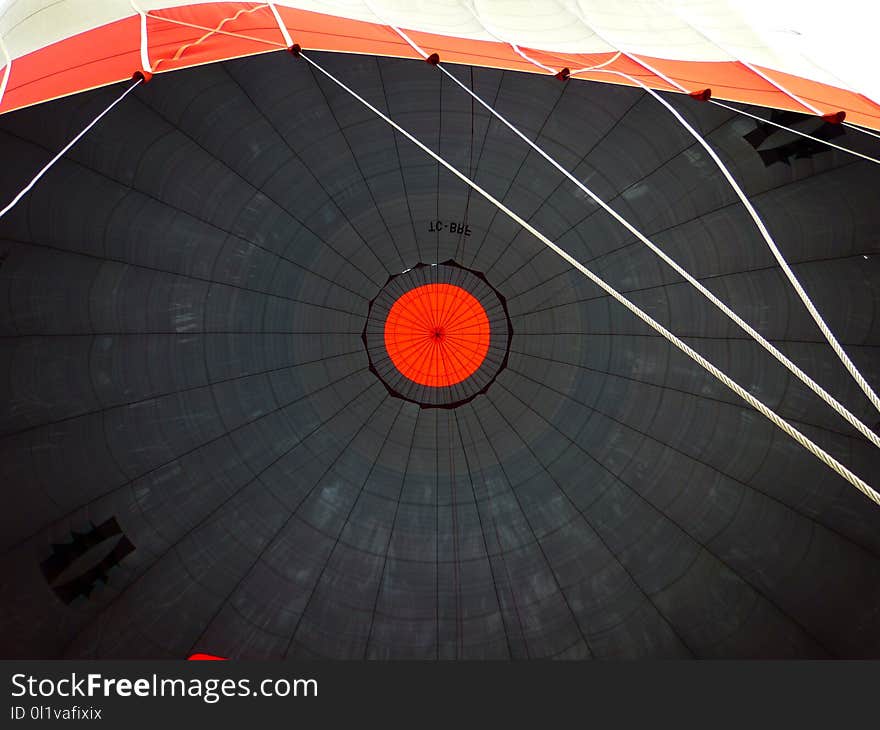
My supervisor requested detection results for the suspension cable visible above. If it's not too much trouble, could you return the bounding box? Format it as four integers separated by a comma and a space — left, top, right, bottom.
845, 122, 880, 141
709, 100, 880, 166
0, 78, 142, 221
0, 37, 10, 110
294, 48, 879, 506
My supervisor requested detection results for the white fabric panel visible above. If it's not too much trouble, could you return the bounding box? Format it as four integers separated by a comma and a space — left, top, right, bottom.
665, 1, 841, 90
565, 0, 730, 61
730, 0, 880, 103
0, 0, 132, 58
463, 1, 612, 53
366, 0, 494, 42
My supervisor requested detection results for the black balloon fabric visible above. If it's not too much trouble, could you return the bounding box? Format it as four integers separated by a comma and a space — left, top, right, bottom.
1, 51, 879, 659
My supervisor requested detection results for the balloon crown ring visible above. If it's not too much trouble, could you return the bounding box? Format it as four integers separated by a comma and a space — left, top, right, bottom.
362, 260, 512, 409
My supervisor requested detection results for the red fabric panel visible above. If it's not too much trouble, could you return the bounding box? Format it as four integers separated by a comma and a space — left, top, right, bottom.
384, 284, 490, 388
0, 2, 878, 131
0, 15, 141, 113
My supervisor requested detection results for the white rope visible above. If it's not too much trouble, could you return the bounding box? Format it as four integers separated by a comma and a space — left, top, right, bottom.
732, 63, 821, 114
380, 22, 880, 449
295, 49, 880, 506
710, 99, 880, 166
567, 0, 688, 93
0, 36, 10, 110
0, 79, 142, 221
267, 1, 294, 49
570, 51, 622, 75
508, 44, 557, 74
130, 1, 153, 73
844, 122, 880, 141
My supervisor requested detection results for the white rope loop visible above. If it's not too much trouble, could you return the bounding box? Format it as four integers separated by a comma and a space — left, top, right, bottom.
294, 49, 880, 507
0, 78, 142, 221
709, 100, 880, 166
